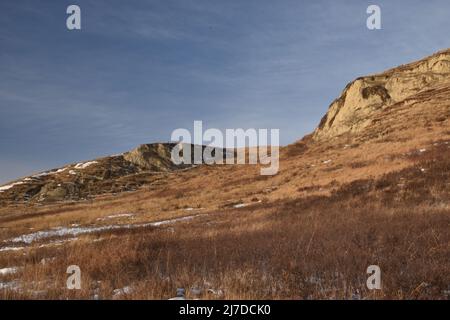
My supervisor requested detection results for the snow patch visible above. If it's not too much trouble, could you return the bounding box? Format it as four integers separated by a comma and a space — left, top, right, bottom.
150, 214, 201, 227
32, 172, 51, 178
233, 200, 261, 208
0, 267, 20, 276
0, 182, 24, 192
38, 238, 78, 248
113, 286, 133, 297
30, 167, 66, 179
97, 213, 135, 221
0, 246, 24, 253
7, 226, 117, 244
184, 207, 204, 211
0, 238, 77, 252
0, 280, 20, 290
6, 215, 202, 244
74, 161, 98, 169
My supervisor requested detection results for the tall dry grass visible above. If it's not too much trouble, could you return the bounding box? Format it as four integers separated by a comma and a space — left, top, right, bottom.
1, 144, 449, 300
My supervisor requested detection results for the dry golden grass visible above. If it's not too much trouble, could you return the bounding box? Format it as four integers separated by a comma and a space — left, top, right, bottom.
0, 140, 449, 300
0, 88, 449, 299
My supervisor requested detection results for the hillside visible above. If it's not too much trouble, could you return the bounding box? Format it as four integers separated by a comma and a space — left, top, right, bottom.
314, 49, 450, 140
0, 50, 449, 300
0, 143, 231, 204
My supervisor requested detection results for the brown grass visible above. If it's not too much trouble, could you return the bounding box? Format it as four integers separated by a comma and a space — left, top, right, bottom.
0, 143, 448, 300
2, 53, 449, 300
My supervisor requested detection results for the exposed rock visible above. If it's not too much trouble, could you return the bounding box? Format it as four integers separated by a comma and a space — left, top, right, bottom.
314, 49, 450, 140
0, 144, 183, 204
0, 143, 232, 205
123, 143, 177, 171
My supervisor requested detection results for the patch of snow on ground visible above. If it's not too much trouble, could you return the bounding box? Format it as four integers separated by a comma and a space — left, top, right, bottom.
150, 214, 201, 227
37, 238, 78, 248
0, 280, 20, 290
323, 159, 332, 164
29, 168, 66, 179
0, 182, 24, 192
97, 213, 135, 221
32, 171, 55, 178
233, 200, 261, 208
0, 239, 78, 252
69, 170, 77, 175
0, 267, 19, 276
207, 288, 224, 296
6, 215, 203, 244
0, 246, 25, 252
32, 172, 48, 178
7, 226, 118, 244
113, 286, 133, 297
74, 161, 98, 169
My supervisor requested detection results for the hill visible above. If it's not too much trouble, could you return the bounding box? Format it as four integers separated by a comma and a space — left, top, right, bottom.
0, 50, 449, 300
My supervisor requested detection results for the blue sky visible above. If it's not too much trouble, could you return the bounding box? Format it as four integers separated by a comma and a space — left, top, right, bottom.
1, 0, 450, 183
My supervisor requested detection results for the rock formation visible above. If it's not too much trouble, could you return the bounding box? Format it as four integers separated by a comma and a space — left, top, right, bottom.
314, 49, 450, 140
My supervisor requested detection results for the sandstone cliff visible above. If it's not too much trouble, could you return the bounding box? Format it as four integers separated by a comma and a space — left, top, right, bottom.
314, 49, 450, 140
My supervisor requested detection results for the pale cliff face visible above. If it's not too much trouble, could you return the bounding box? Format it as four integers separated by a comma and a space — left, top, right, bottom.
313, 49, 450, 140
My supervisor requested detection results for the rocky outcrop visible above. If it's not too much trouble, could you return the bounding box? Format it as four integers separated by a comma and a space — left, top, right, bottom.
123, 143, 178, 171
0, 143, 188, 204
0, 143, 233, 204
314, 49, 450, 140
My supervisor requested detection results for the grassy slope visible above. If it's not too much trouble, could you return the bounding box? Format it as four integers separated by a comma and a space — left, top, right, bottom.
0, 73, 449, 300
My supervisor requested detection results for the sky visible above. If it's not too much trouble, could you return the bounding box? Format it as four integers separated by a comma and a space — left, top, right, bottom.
1, 0, 450, 184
